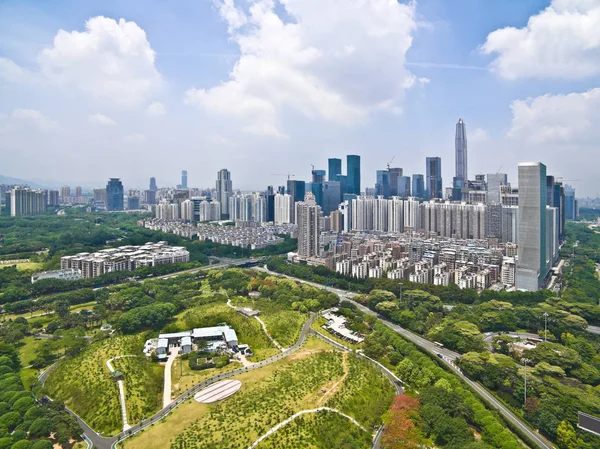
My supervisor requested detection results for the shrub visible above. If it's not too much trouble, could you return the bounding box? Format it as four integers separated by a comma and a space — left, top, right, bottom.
28, 418, 52, 438
10, 440, 32, 449
11, 398, 35, 416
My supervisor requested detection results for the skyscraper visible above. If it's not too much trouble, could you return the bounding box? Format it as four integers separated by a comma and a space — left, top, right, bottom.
9, 187, 46, 216
516, 162, 547, 291
296, 192, 321, 258
426, 157, 442, 199
487, 173, 508, 204
216, 169, 233, 219
388, 168, 403, 197
375, 170, 390, 198
311, 169, 326, 206
149, 177, 158, 191
397, 176, 411, 198
181, 170, 188, 189
564, 185, 577, 220
274, 193, 292, 224
347, 155, 361, 195
75, 186, 82, 200
287, 180, 306, 203
46, 190, 59, 207
455, 118, 468, 184
106, 178, 124, 211
60, 185, 70, 202
412, 174, 424, 199
328, 158, 342, 182
322, 181, 341, 215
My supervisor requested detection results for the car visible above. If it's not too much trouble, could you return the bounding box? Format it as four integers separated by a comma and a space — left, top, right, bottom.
436, 353, 443, 358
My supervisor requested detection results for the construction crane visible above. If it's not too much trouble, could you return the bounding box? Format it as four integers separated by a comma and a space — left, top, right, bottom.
386, 156, 396, 170
271, 173, 296, 181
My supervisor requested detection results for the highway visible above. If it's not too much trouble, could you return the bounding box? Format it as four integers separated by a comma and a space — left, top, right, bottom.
253, 266, 556, 449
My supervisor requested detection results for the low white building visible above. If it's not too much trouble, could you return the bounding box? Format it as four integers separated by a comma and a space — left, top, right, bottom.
31, 268, 82, 283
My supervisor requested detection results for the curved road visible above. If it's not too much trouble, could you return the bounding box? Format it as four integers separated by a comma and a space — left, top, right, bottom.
253, 266, 556, 449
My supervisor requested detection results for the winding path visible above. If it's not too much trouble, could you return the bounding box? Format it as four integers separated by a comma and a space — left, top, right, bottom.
247, 407, 367, 449
162, 348, 178, 408
106, 355, 139, 432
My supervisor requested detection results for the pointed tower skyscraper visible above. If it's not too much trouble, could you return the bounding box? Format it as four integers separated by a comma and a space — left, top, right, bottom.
455, 118, 468, 184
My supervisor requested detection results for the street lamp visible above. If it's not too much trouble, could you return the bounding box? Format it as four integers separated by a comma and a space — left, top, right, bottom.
543, 312, 549, 342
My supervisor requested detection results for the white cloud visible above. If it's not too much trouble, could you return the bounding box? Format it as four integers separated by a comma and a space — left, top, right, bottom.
123, 133, 146, 143
89, 113, 117, 126
10, 109, 57, 131
507, 88, 600, 143
481, 0, 600, 79
1, 16, 162, 105
207, 134, 234, 146
146, 102, 166, 117
470, 127, 489, 143
185, 0, 418, 137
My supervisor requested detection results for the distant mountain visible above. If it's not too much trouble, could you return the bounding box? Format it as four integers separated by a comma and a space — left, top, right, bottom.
0, 175, 46, 189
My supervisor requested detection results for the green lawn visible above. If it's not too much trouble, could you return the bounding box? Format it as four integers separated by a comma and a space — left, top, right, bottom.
45, 334, 163, 436
0, 261, 43, 271
17, 335, 45, 366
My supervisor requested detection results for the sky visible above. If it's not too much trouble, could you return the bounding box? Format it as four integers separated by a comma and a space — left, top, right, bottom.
1, 0, 599, 196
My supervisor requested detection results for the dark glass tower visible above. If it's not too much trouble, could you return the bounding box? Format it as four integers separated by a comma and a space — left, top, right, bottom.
328, 158, 342, 182
347, 155, 361, 195
375, 170, 390, 198
426, 157, 442, 199
412, 174, 424, 199
388, 168, 403, 196
106, 178, 124, 211
149, 177, 157, 191
287, 180, 306, 203
455, 118, 468, 184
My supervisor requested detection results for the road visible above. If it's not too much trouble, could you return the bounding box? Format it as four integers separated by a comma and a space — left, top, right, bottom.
162, 349, 179, 408
253, 266, 556, 449
483, 331, 543, 351
587, 325, 600, 335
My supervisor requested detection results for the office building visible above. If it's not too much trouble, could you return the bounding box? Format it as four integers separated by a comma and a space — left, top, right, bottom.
455, 118, 468, 184
266, 186, 276, 222
8, 187, 46, 216
516, 162, 547, 291
501, 206, 519, 243
328, 158, 342, 182
274, 193, 292, 224
426, 157, 442, 199
93, 188, 107, 203
287, 180, 306, 203
296, 192, 321, 258
149, 177, 158, 191
127, 196, 140, 210
46, 190, 59, 207
388, 168, 403, 197
375, 170, 390, 198
487, 173, 507, 204
397, 176, 411, 198
412, 174, 425, 199
564, 185, 577, 220
144, 189, 156, 205
106, 178, 124, 211
323, 181, 341, 216
216, 169, 233, 219
347, 155, 361, 195
181, 170, 188, 189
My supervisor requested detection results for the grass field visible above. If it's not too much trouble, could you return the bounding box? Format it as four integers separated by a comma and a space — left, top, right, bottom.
0, 261, 43, 271
255, 410, 372, 449
17, 335, 45, 365
171, 357, 243, 394
231, 296, 307, 348
175, 302, 280, 361
122, 337, 335, 449
45, 334, 163, 435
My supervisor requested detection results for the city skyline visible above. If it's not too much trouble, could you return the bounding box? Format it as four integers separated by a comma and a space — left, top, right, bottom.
1, 1, 597, 195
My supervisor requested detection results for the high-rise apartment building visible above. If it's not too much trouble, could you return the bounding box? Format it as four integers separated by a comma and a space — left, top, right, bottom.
8, 187, 46, 216
127, 196, 140, 210
106, 178, 124, 211
46, 190, 59, 206
426, 157, 442, 199
60, 185, 71, 202
216, 169, 233, 219
455, 118, 468, 184
181, 170, 188, 189
75, 186, 82, 199
516, 162, 547, 291
347, 155, 361, 195
328, 158, 342, 182
274, 193, 292, 224
296, 192, 321, 258
412, 174, 425, 199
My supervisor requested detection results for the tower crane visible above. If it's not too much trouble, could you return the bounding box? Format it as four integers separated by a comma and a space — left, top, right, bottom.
386, 156, 396, 171
270, 173, 296, 181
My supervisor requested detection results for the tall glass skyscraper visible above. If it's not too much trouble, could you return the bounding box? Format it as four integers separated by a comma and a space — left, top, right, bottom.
287, 180, 306, 203
397, 176, 411, 198
216, 169, 233, 219
181, 170, 188, 189
106, 178, 124, 211
388, 168, 403, 197
455, 118, 468, 184
516, 162, 547, 291
375, 170, 390, 198
412, 174, 424, 199
328, 158, 342, 182
426, 157, 442, 199
347, 155, 361, 195
149, 177, 157, 191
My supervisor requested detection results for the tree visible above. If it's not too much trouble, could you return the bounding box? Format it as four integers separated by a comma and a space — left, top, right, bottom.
28, 418, 52, 438
10, 441, 33, 449
382, 395, 422, 449
11, 397, 35, 416
0, 412, 21, 431
376, 301, 399, 315
556, 420, 581, 449
30, 442, 53, 449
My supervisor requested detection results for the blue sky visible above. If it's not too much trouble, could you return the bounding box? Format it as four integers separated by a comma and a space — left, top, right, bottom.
1, 0, 599, 196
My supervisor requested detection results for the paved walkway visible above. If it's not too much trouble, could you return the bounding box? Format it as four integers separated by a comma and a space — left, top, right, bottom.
163, 348, 179, 408
106, 355, 138, 431
247, 407, 367, 449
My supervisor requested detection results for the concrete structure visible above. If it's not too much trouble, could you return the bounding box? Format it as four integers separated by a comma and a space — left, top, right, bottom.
8, 186, 46, 216
61, 241, 189, 279
31, 268, 82, 283
455, 118, 468, 185
274, 193, 292, 224
516, 162, 547, 291
157, 339, 169, 360
347, 155, 361, 195
216, 169, 233, 219
181, 336, 192, 354
106, 178, 124, 211
158, 324, 239, 352
296, 192, 322, 257
322, 310, 364, 344
426, 157, 442, 199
